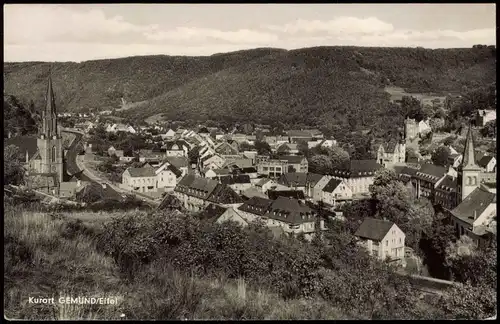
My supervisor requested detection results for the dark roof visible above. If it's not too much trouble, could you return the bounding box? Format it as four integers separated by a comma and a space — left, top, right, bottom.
279, 155, 307, 164
331, 160, 382, 178
354, 218, 395, 241
398, 166, 419, 177
436, 175, 457, 192
175, 174, 219, 199
241, 187, 267, 200
415, 163, 446, 183
256, 178, 272, 187
164, 156, 189, 168
265, 196, 314, 225
238, 196, 273, 216
127, 167, 156, 178
198, 203, 228, 222
217, 174, 251, 185
381, 141, 399, 152
267, 190, 305, 200
207, 183, 244, 204
451, 187, 496, 225
277, 172, 323, 187
166, 164, 183, 178
163, 140, 189, 150
157, 194, 184, 211
239, 167, 258, 174
5, 136, 39, 160
477, 155, 495, 168
322, 179, 343, 193
286, 130, 314, 137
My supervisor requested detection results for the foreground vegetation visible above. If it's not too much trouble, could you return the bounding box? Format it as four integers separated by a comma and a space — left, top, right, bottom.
4, 189, 496, 320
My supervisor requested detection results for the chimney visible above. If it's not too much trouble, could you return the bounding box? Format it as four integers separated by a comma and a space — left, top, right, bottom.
26, 150, 29, 163
473, 210, 477, 220
102, 183, 107, 189
77, 180, 81, 187
8, 131, 11, 139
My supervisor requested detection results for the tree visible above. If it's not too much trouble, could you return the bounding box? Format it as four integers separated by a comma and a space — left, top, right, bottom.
188, 147, 200, 165
239, 141, 254, 152
405, 146, 419, 162
442, 136, 455, 147
255, 129, 265, 142
308, 155, 333, 175
4, 145, 25, 186
439, 282, 497, 320
480, 120, 496, 138
254, 140, 272, 156
431, 146, 451, 167
297, 140, 309, 157
401, 96, 425, 121
429, 117, 445, 131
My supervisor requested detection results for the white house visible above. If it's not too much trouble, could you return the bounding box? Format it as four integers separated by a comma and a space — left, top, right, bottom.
476, 109, 497, 127
478, 156, 496, 173
321, 178, 353, 207
122, 167, 157, 193
161, 129, 176, 139
450, 186, 496, 246
354, 218, 406, 262
418, 119, 432, 135
155, 162, 183, 191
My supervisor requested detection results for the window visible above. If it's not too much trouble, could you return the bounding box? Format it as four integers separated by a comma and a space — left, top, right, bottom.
385, 240, 388, 246
52, 146, 56, 161
399, 238, 401, 244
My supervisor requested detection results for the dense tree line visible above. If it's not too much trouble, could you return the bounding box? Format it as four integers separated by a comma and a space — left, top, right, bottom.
4, 95, 38, 138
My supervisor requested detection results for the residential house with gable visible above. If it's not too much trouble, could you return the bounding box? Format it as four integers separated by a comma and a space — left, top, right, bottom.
478, 155, 496, 173
163, 140, 190, 157
321, 178, 353, 208
237, 196, 324, 240
330, 160, 383, 196
376, 140, 406, 168
476, 109, 496, 127
277, 172, 325, 198
122, 167, 157, 193
354, 218, 406, 264
173, 174, 243, 212
413, 163, 447, 201
155, 161, 183, 192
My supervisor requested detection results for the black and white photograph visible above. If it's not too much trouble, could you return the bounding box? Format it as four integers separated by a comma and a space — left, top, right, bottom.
3, 3, 497, 320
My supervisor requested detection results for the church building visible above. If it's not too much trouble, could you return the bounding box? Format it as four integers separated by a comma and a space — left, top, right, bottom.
6, 74, 67, 195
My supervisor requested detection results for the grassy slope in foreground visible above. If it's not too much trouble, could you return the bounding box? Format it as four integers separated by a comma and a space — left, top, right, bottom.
3, 205, 347, 320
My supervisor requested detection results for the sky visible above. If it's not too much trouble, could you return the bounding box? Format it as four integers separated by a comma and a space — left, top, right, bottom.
4, 4, 496, 62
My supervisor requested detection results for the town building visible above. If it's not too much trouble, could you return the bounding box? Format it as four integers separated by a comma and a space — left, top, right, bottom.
276, 172, 325, 198
476, 109, 496, 127
257, 155, 308, 178
330, 160, 383, 196
354, 218, 406, 264
376, 140, 406, 168
121, 167, 157, 193
163, 140, 190, 157
237, 196, 325, 239
173, 174, 243, 212
320, 178, 353, 208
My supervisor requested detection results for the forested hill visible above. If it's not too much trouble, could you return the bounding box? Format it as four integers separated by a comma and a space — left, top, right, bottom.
4, 46, 496, 130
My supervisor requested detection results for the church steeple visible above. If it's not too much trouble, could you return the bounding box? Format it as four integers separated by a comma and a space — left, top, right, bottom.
460, 123, 480, 170
456, 122, 481, 203
41, 69, 59, 138
45, 70, 57, 117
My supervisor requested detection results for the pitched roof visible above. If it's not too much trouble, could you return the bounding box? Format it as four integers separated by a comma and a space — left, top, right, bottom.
451, 187, 496, 225
223, 158, 254, 169
279, 155, 307, 164
207, 183, 244, 204
163, 140, 189, 150
354, 218, 395, 241
238, 196, 274, 216
218, 174, 251, 185
478, 155, 495, 168
157, 194, 184, 211
164, 156, 189, 168
5, 136, 39, 160
415, 163, 446, 183
267, 190, 305, 200
127, 167, 157, 178
436, 175, 457, 192
265, 196, 314, 224
241, 187, 268, 200
166, 164, 183, 178
322, 179, 343, 193
211, 168, 231, 176
255, 178, 272, 187
331, 160, 382, 178
286, 130, 314, 137
198, 203, 228, 222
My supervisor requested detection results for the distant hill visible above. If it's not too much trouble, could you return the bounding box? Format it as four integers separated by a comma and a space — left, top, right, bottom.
4, 46, 496, 133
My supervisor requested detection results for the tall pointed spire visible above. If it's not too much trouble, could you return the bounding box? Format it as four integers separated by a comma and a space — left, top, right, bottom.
46, 67, 56, 116
460, 123, 479, 170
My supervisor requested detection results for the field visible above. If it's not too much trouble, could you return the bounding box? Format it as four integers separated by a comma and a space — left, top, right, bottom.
384, 86, 448, 105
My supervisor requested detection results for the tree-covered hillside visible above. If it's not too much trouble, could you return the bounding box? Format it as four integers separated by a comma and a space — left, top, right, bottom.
4, 46, 496, 132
